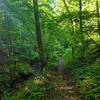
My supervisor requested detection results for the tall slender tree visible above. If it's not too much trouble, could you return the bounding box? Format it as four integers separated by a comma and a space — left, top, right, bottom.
96, 0, 100, 34
79, 0, 85, 60
33, 0, 45, 70
79, 0, 83, 42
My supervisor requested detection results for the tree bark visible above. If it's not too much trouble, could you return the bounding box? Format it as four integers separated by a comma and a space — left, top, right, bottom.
33, 0, 45, 70
79, 0, 83, 42
96, 0, 100, 34
79, 0, 85, 60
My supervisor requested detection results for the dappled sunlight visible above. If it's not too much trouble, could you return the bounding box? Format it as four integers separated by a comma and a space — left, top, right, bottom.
34, 79, 44, 85
89, 33, 100, 42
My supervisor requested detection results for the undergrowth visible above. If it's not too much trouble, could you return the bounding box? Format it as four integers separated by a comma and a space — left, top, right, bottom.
1, 70, 47, 100
72, 57, 100, 100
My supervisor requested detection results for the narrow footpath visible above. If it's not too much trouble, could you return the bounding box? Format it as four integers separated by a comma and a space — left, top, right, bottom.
45, 71, 81, 100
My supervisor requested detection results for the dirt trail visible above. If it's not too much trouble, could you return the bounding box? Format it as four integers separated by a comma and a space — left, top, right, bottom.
45, 71, 81, 100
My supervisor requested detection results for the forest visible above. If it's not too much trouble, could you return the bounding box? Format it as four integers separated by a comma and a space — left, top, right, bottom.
0, 0, 100, 100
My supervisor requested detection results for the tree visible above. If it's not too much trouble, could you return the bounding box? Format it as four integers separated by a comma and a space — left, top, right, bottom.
79, 0, 85, 60
96, 0, 100, 34
33, 0, 45, 70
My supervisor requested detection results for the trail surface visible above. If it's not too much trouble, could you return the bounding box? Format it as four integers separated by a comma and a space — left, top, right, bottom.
45, 71, 81, 100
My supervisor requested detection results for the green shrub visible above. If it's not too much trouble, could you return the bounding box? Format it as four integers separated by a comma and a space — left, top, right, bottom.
2, 73, 47, 100
72, 58, 100, 100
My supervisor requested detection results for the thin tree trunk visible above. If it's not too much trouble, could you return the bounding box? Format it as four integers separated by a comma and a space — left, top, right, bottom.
79, 0, 83, 42
33, 0, 45, 70
96, 0, 100, 34
79, 0, 85, 60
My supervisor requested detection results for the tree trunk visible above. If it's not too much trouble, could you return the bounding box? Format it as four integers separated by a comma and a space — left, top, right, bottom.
79, 0, 85, 60
79, 0, 83, 42
96, 0, 100, 34
33, 0, 45, 70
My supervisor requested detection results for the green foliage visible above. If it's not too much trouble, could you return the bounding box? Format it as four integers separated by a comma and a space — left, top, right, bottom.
16, 63, 32, 74
0, 63, 32, 98
63, 48, 73, 64
46, 38, 65, 66
2, 73, 47, 100
72, 58, 100, 99
0, 0, 100, 99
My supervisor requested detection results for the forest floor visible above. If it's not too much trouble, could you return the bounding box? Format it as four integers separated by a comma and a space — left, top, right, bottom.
45, 71, 81, 100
